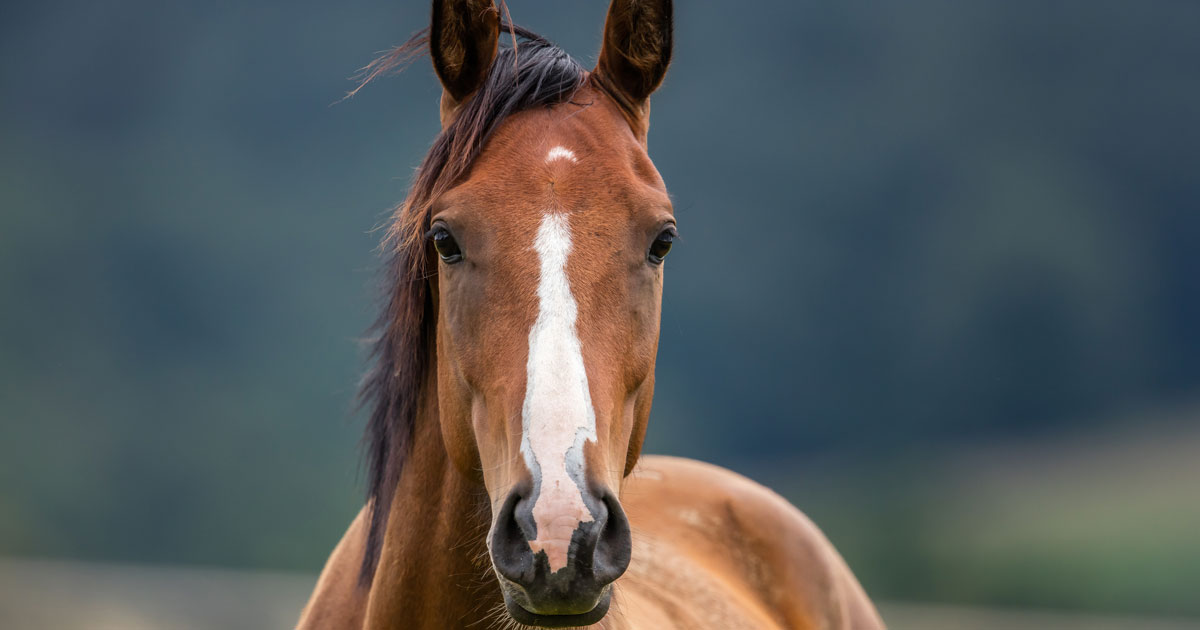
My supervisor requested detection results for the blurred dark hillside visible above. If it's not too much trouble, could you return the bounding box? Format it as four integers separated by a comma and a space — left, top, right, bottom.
1, 0, 1198, 616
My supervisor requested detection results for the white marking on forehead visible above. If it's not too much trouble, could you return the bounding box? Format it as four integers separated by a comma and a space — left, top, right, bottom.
545, 145, 578, 164
520, 212, 596, 573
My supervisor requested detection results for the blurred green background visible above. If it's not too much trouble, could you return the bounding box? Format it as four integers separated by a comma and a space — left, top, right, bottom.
1, 0, 1198, 622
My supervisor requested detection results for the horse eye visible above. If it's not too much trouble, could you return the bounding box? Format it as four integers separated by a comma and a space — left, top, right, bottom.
648, 226, 676, 264
428, 226, 463, 263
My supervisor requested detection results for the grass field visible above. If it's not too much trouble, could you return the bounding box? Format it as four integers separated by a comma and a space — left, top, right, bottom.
4, 409, 1197, 628
2, 558, 1198, 630
745, 412, 1200, 617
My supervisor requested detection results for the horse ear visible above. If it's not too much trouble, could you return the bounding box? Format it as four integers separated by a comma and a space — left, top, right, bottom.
431, 0, 500, 117
595, 0, 673, 118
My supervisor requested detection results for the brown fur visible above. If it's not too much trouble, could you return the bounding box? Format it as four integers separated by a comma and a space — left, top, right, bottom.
356, 22, 588, 584
301, 2, 884, 628
299, 455, 884, 630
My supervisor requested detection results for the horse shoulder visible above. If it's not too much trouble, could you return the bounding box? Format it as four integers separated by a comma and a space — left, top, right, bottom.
296, 505, 370, 630
623, 455, 885, 630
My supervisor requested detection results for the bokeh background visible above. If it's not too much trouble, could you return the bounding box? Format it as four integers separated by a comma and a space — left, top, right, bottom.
2, 0, 1199, 627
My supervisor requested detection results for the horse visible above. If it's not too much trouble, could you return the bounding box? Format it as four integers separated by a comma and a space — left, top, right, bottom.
298, 1, 885, 628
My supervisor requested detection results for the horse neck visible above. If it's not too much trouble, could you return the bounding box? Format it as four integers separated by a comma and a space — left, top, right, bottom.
363, 377, 500, 630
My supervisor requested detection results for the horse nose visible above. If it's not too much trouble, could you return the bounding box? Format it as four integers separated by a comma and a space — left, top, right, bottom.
490, 482, 631, 616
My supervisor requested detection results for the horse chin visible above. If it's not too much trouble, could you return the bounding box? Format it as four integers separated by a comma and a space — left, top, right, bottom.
500, 582, 612, 628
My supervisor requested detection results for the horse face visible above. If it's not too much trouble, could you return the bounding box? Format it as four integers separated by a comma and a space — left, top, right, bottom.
431, 98, 673, 624
424, 1, 672, 625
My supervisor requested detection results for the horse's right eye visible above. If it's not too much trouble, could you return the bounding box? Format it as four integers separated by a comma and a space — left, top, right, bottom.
429, 226, 463, 263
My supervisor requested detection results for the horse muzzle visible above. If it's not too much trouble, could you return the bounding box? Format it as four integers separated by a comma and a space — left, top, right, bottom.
489, 483, 631, 627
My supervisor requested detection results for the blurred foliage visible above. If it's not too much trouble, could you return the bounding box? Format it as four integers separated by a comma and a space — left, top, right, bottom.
1, 0, 1198, 617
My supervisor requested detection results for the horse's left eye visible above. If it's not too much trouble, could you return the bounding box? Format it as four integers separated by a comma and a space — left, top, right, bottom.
648, 226, 677, 264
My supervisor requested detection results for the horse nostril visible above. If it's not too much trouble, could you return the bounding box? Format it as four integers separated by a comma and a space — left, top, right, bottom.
591, 490, 632, 585
491, 485, 536, 585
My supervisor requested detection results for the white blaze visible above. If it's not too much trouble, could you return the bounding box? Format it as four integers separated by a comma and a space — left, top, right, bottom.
545, 145, 578, 163
520, 212, 596, 573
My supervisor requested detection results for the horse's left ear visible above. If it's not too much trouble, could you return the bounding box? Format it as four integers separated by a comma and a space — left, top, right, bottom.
431, 0, 500, 125
594, 0, 673, 132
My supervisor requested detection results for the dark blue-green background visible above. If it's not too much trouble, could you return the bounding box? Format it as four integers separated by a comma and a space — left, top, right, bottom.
2, 0, 1198, 617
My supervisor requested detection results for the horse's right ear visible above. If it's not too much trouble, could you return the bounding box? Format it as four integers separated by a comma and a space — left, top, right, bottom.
595, 0, 673, 129
431, 0, 500, 124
